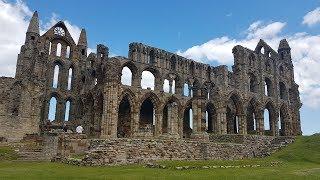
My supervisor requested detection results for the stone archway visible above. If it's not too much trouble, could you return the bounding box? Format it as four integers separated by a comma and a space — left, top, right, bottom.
205, 102, 216, 133
183, 103, 193, 138
117, 95, 132, 138
226, 94, 244, 134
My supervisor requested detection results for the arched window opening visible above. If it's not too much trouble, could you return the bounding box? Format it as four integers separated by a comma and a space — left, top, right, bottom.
121, 66, 132, 86
279, 106, 287, 136
117, 96, 132, 138
67, 68, 73, 90
264, 109, 270, 131
279, 82, 287, 100
64, 100, 71, 121
139, 98, 155, 135
170, 56, 176, 70
183, 83, 189, 96
264, 102, 275, 136
141, 71, 155, 90
246, 101, 257, 134
260, 47, 265, 54
226, 95, 241, 134
49, 42, 52, 55
278, 114, 282, 136
183, 106, 193, 138
66, 46, 70, 58
48, 97, 57, 121
265, 78, 272, 97
206, 104, 216, 133
52, 64, 60, 88
268, 51, 272, 58
163, 79, 170, 93
172, 80, 176, 94
149, 50, 155, 64
249, 73, 258, 93
56, 43, 62, 57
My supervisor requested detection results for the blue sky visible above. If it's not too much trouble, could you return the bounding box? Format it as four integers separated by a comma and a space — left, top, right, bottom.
1, 0, 320, 135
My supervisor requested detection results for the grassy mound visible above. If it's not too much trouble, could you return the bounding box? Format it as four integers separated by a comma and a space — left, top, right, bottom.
272, 134, 320, 164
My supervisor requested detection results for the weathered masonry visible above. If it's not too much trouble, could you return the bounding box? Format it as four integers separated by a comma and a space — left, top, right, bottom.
0, 11, 302, 142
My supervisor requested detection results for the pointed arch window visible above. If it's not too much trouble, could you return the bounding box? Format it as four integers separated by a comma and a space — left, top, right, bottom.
52, 64, 60, 88
67, 67, 73, 90
56, 43, 62, 57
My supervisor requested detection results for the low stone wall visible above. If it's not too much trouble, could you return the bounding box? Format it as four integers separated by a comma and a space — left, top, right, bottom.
57, 133, 89, 157
82, 135, 295, 166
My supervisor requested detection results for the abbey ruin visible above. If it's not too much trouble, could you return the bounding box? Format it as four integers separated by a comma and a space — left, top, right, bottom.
0, 12, 302, 164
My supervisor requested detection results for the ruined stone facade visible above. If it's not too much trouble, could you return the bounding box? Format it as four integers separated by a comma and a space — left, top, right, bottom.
0, 11, 302, 142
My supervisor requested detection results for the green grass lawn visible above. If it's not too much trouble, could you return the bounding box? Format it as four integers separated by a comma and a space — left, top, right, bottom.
0, 135, 319, 180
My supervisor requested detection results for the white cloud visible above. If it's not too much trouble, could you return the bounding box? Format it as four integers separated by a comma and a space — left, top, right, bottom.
178, 21, 320, 109
302, 7, 320, 26
246, 21, 286, 39
0, 0, 86, 78
0, 0, 32, 77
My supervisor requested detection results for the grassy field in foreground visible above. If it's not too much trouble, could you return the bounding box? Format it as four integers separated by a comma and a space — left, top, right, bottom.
0, 135, 319, 180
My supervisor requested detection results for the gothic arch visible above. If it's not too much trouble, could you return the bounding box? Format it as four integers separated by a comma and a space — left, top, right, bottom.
205, 102, 217, 133
246, 98, 259, 134
226, 92, 244, 134
182, 101, 193, 138
117, 93, 134, 138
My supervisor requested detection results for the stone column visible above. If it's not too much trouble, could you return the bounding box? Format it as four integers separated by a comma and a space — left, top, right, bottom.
169, 80, 173, 94
132, 73, 141, 88
131, 107, 140, 137
56, 99, 66, 123
168, 102, 179, 137
59, 67, 68, 90
191, 99, 208, 140
155, 77, 163, 91
256, 111, 264, 135
216, 107, 227, 134
154, 112, 162, 137
238, 114, 247, 135
100, 82, 119, 138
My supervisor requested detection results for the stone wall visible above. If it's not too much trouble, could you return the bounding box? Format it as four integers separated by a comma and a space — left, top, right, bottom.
82, 135, 295, 165
57, 133, 89, 157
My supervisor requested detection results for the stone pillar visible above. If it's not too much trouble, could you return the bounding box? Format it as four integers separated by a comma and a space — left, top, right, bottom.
59, 67, 68, 90
168, 102, 179, 137
216, 107, 227, 134
175, 83, 183, 96
132, 73, 141, 88
256, 111, 264, 135
154, 112, 162, 137
131, 107, 140, 137
56, 99, 65, 123
100, 82, 119, 138
169, 80, 173, 94
238, 114, 247, 135
155, 77, 163, 91
191, 99, 208, 140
